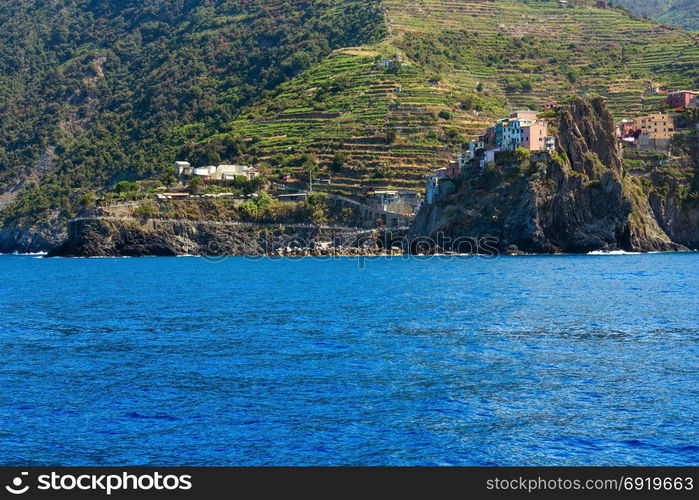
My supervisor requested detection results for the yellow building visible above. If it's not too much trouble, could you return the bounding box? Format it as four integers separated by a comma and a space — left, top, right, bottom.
637, 113, 676, 149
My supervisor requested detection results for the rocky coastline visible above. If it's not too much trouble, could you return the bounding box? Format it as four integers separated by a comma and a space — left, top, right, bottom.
408, 98, 698, 254
46, 216, 405, 258
7, 98, 698, 259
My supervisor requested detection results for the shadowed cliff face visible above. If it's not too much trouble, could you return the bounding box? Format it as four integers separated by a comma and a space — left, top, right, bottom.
557, 97, 622, 176
409, 97, 696, 254
46, 217, 399, 258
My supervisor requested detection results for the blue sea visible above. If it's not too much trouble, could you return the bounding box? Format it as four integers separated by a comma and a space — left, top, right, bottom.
0, 253, 698, 466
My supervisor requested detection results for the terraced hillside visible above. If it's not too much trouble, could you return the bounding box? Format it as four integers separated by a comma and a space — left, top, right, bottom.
387, 0, 699, 116
213, 48, 502, 193
206, 0, 699, 195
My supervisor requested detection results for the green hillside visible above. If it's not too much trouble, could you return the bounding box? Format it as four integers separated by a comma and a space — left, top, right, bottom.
1, 0, 698, 245
197, 0, 699, 194
658, 2, 699, 32
615, 0, 699, 31
0, 0, 385, 230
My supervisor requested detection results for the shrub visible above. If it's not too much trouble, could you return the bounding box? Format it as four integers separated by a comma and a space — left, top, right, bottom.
79, 192, 97, 208
134, 204, 157, 217
114, 181, 139, 194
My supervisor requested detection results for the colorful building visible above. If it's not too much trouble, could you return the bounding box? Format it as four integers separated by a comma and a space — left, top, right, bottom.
471, 110, 555, 157
616, 119, 637, 139
522, 122, 550, 152
637, 113, 676, 150
667, 91, 698, 110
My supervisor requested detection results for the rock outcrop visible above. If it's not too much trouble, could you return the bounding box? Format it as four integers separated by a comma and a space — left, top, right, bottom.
409, 97, 696, 254
47, 217, 399, 258
0, 216, 67, 254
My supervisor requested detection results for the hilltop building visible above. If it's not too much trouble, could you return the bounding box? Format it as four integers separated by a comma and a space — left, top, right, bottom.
176, 162, 260, 181
491, 111, 553, 153
192, 166, 218, 179
174, 161, 192, 176
425, 168, 451, 205
466, 110, 555, 170
638, 114, 677, 149
666, 91, 698, 110
216, 165, 261, 181
616, 113, 680, 150
365, 189, 420, 215
446, 161, 461, 179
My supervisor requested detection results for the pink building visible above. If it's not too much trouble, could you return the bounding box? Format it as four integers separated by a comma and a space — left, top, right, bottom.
522, 122, 548, 151
667, 91, 697, 109
617, 119, 637, 138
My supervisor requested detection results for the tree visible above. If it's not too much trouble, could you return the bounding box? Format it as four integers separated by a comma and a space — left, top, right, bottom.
306, 192, 328, 222
189, 176, 204, 193
330, 153, 347, 172
685, 107, 699, 128
513, 147, 532, 165
114, 181, 139, 195
161, 166, 178, 187
134, 204, 157, 218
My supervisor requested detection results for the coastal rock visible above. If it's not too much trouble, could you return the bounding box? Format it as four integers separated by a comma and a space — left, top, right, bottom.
409, 97, 695, 254
47, 217, 401, 258
0, 216, 66, 254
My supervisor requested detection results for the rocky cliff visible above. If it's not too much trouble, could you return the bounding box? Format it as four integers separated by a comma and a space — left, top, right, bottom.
0, 216, 66, 254
409, 97, 697, 254
47, 217, 397, 258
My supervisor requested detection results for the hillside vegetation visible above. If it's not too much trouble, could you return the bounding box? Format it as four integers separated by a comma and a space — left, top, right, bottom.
0, 0, 698, 249
615, 0, 699, 31
198, 0, 699, 194
0, 0, 385, 233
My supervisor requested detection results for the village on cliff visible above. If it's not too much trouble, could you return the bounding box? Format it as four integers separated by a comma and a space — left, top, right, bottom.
159, 88, 698, 229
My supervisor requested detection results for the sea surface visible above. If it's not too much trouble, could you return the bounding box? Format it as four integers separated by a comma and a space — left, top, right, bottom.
0, 253, 698, 466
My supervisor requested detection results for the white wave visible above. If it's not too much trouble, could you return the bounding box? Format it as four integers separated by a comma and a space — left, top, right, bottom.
587, 250, 643, 256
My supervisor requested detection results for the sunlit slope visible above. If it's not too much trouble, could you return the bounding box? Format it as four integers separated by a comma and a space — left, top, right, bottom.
385, 0, 699, 116
213, 0, 699, 194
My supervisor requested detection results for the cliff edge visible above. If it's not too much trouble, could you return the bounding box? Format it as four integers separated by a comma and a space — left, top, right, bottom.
409, 97, 697, 254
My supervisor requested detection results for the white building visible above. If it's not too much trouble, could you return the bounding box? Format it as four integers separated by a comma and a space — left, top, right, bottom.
193, 166, 217, 179
544, 136, 556, 152
189, 164, 261, 182
482, 148, 499, 168
216, 165, 260, 181
174, 161, 192, 176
